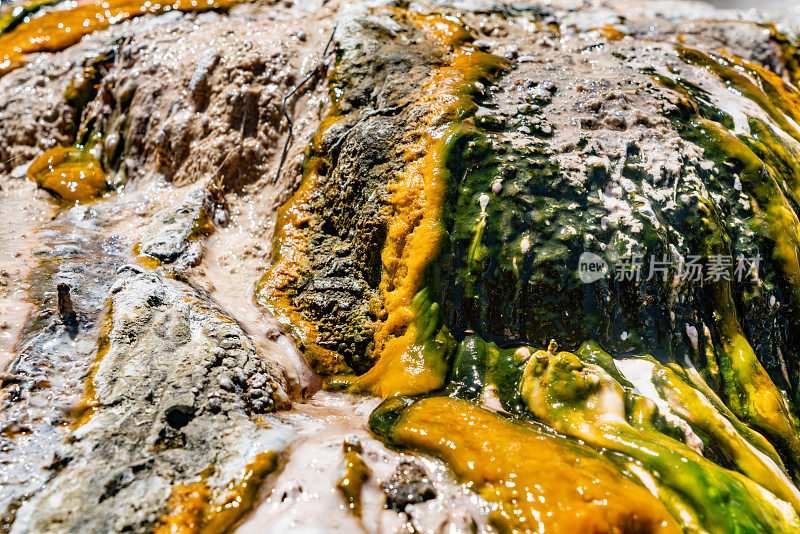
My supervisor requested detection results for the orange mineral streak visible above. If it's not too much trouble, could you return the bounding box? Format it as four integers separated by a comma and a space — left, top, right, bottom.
153, 483, 210, 534
352, 42, 506, 398
391, 397, 681, 534
405, 11, 473, 47
598, 24, 626, 41
154, 452, 278, 534
27, 146, 106, 203
351, 321, 450, 398
70, 301, 112, 428
132, 241, 163, 269
256, 114, 346, 375
0, 0, 246, 75
200, 451, 278, 534
349, 130, 450, 397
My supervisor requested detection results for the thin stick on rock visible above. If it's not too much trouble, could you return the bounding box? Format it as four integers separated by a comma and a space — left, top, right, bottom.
274, 23, 338, 183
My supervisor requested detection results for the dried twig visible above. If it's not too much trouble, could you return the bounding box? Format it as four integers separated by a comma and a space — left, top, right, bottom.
1, 152, 25, 169
274, 23, 338, 183
204, 147, 236, 224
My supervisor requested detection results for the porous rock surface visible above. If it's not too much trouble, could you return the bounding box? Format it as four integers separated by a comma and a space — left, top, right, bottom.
0, 2, 325, 188
138, 187, 209, 270
1, 0, 800, 533
11, 264, 290, 532
0, 203, 125, 526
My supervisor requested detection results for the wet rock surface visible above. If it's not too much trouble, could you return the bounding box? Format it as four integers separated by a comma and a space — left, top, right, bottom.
11, 264, 290, 532
0, 190, 295, 532
2, 0, 800, 533
380, 460, 437, 512
137, 187, 211, 270
0, 203, 126, 517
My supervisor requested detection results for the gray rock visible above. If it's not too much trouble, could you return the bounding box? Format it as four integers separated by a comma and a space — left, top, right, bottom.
9, 268, 290, 533
138, 187, 209, 269
0, 208, 125, 521
381, 460, 437, 513
188, 48, 219, 103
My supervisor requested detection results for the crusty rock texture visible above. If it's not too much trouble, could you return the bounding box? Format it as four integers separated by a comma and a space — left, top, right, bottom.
137, 187, 210, 270
0, 2, 329, 188
3, 0, 800, 533
0, 204, 126, 527
11, 264, 290, 532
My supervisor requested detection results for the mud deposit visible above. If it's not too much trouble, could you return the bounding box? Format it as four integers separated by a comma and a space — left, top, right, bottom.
2, 0, 800, 532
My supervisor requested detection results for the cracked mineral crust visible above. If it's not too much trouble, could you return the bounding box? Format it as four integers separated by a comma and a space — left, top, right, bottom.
2, 0, 800, 533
